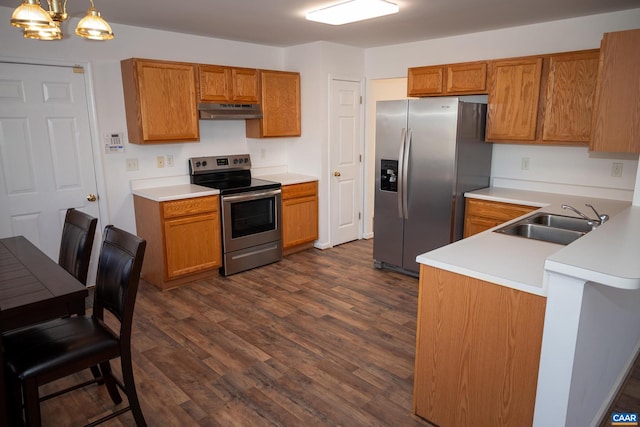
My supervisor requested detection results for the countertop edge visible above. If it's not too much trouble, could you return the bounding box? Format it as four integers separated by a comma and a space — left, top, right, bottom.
417, 187, 635, 295
416, 255, 547, 297
132, 184, 220, 202
256, 173, 318, 186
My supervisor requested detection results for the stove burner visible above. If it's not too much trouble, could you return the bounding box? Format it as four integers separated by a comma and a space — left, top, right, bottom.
189, 154, 280, 194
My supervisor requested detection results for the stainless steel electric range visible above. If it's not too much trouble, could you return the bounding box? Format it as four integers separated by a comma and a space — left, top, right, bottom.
189, 154, 282, 276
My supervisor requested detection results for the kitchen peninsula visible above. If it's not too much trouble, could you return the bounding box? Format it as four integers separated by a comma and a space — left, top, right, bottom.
413, 187, 639, 427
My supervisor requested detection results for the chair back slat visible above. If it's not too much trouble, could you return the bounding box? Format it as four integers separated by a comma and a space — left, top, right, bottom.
94, 226, 146, 335
58, 208, 98, 286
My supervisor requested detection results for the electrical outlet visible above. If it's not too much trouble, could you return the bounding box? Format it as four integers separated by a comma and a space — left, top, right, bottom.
611, 162, 623, 177
156, 156, 165, 168
126, 158, 138, 172
521, 157, 530, 171
166, 154, 174, 167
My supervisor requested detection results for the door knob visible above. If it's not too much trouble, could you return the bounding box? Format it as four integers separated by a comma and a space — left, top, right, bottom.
334, 171, 341, 177
86, 194, 97, 202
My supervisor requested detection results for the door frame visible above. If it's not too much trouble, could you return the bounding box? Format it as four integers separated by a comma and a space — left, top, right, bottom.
327, 74, 366, 246
0, 56, 109, 241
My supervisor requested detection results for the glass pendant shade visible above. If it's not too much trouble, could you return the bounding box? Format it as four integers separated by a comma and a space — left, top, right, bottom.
10, 0, 53, 29
10, 0, 114, 41
75, 5, 114, 40
24, 21, 62, 40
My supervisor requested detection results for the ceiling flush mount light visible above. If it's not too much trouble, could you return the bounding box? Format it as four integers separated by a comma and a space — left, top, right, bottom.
306, 0, 399, 26
10, 0, 114, 41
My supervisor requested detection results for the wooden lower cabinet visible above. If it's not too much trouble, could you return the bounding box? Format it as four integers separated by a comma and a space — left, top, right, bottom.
133, 195, 222, 290
414, 265, 546, 427
464, 198, 538, 237
282, 181, 318, 255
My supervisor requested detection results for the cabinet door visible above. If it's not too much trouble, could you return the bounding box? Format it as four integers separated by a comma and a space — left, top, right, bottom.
407, 66, 444, 96
542, 51, 599, 143
486, 57, 543, 141
282, 182, 318, 249
199, 65, 259, 103
591, 29, 640, 153
464, 198, 537, 237
246, 70, 301, 138
463, 216, 501, 238
122, 59, 199, 144
164, 212, 221, 279
414, 266, 546, 427
230, 68, 259, 103
198, 64, 231, 102
282, 195, 318, 249
446, 62, 487, 94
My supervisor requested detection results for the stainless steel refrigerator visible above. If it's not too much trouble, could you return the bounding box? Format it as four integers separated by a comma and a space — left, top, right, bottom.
373, 97, 492, 275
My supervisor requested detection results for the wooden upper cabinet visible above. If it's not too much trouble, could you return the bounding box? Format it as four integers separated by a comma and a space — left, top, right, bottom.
407, 66, 443, 96
486, 57, 543, 141
198, 65, 259, 104
408, 61, 487, 96
121, 59, 199, 144
541, 50, 599, 143
591, 29, 640, 153
446, 62, 487, 94
246, 70, 301, 138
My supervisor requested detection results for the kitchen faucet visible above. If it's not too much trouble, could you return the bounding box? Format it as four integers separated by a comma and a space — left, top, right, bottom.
561, 203, 609, 228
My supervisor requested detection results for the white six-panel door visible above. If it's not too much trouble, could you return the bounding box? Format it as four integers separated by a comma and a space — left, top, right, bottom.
0, 62, 101, 273
330, 78, 362, 246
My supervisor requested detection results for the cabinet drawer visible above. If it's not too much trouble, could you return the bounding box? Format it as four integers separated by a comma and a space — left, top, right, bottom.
466, 198, 537, 222
162, 196, 218, 219
282, 181, 318, 200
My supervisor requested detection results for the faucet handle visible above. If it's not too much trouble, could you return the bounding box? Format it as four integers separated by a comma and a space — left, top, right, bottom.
585, 204, 609, 224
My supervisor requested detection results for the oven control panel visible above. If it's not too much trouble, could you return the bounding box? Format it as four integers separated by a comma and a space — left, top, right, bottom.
189, 154, 252, 173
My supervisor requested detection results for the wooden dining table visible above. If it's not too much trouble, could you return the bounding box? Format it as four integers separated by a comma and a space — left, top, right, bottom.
0, 235, 89, 424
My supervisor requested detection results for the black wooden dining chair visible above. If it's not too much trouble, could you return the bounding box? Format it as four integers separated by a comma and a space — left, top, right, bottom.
58, 208, 98, 286
3, 225, 147, 427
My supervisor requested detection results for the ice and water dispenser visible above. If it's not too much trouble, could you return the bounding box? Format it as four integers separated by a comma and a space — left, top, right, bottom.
380, 159, 398, 192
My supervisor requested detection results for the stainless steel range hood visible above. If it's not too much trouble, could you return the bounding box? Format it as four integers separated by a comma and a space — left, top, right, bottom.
198, 103, 263, 120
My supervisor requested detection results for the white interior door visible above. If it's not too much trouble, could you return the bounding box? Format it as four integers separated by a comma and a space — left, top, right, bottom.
330, 78, 362, 246
0, 62, 101, 281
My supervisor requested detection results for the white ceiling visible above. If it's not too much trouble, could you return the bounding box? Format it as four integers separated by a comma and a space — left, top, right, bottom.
2, 0, 639, 48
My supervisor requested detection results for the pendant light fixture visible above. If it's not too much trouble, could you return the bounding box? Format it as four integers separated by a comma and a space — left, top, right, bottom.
10, 0, 114, 41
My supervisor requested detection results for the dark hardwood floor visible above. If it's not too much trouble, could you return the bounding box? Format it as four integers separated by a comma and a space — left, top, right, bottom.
38, 239, 433, 426
34, 239, 639, 426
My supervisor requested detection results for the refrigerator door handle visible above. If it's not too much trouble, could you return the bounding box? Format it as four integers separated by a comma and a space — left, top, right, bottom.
397, 128, 407, 218
403, 128, 412, 219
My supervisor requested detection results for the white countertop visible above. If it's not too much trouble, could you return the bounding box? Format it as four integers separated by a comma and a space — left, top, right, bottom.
256, 173, 318, 186
132, 184, 219, 202
416, 187, 634, 296
545, 205, 640, 290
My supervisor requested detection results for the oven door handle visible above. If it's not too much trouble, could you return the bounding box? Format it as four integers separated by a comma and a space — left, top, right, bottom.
221, 188, 282, 203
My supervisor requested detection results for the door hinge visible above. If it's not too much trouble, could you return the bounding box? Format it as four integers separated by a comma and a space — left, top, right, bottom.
359, 154, 362, 162
359, 96, 363, 105
72, 66, 84, 74
358, 212, 361, 220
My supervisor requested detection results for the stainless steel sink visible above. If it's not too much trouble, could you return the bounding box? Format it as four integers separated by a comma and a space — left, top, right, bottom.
493, 212, 591, 245
527, 213, 593, 233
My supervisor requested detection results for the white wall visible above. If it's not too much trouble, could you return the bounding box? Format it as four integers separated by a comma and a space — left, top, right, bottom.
0, 7, 288, 234
3, 5, 639, 243
284, 42, 364, 248
363, 9, 640, 235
